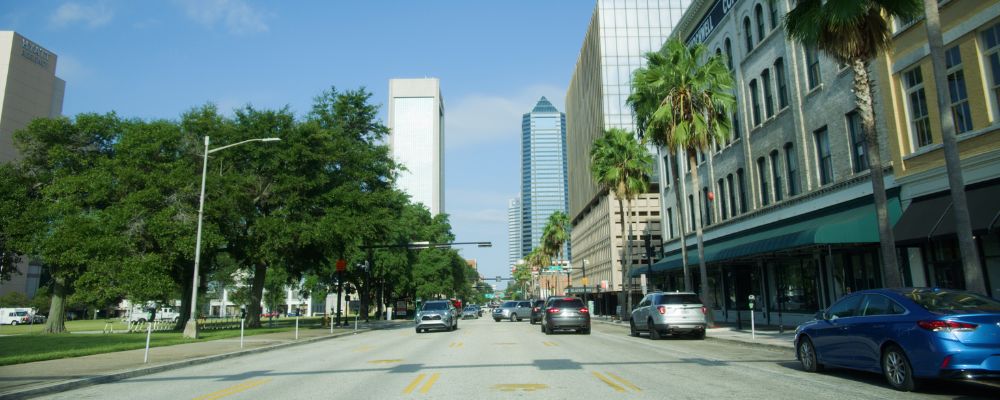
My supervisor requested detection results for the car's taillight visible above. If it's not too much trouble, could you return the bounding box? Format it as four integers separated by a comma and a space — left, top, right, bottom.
940, 355, 953, 369
547, 307, 559, 314
580, 308, 589, 314
657, 306, 666, 315
533, 307, 539, 312
917, 320, 978, 332
701, 306, 708, 315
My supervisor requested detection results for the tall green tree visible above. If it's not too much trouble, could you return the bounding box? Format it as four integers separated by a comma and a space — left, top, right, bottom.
589, 128, 652, 319
785, 0, 922, 289
0, 164, 29, 284
541, 211, 570, 263
920, 0, 984, 294
628, 39, 735, 324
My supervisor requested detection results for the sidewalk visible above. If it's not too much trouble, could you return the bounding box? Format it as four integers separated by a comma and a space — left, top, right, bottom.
591, 315, 796, 351
0, 319, 405, 400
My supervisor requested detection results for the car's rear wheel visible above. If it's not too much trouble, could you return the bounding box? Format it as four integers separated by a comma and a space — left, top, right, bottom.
416, 328, 422, 333
648, 319, 661, 340
10, 321, 18, 326
581, 327, 590, 335
510, 313, 517, 322
629, 319, 638, 337
797, 337, 821, 372
691, 329, 706, 340
545, 324, 553, 335
494, 318, 501, 322
883, 345, 917, 391
540, 324, 545, 333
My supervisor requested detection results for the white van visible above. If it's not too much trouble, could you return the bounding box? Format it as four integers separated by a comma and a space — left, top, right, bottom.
126, 305, 180, 323
0, 308, 32, 325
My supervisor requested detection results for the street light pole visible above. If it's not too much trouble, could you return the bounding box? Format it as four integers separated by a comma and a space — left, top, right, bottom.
183, 136, 281, 339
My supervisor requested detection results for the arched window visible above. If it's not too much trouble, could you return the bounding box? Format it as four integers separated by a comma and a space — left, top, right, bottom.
770, 150, 783, 202
727, 174, 737, 216
703, 187, 712, 225
718, 178, 728, 220
724, 38, 734, 70
744, 17, 754, 52
749, 79, 761, 126
774, 58, 789, 108
768, 0, 778, 30
762, 69, 774, 118
757, 157, 770, 206
755, 4, 766, 42
784, 143, 799, 196
737, 168, 748, 213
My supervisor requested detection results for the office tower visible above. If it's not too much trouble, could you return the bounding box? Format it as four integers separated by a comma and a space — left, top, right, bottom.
521, 97, 569, 260
507, 197, 522, 268
388, 78, 445, 215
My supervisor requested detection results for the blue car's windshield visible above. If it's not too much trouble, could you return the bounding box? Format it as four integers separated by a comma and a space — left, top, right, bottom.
904, 289, 1000, 314
422, 302, 448, 311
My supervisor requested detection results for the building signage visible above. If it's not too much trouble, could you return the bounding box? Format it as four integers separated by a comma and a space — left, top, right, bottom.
685, 0, 738, 46
20, 37, 51, 69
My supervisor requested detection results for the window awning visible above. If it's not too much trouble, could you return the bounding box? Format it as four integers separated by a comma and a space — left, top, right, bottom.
893, 183, 1000, 244
632, 196, 899, 277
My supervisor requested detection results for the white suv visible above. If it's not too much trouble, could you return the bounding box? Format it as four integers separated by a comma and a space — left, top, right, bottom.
630, 292, 707, 339
492, 300, 532, 322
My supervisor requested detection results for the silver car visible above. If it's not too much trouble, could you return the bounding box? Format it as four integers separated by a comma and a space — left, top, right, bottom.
415, 300, 458, 333
492, 300, 532, 322
630, 292, 707, 339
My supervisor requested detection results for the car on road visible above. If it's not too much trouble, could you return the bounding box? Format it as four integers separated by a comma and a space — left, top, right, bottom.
493, 300, 532, 322
629, 291, 707, 340
529, 299, 546, 324
541, 297, 590, 334
416, 300, 458, 333
461, 306, 479, 319
794, 288, 1000, 391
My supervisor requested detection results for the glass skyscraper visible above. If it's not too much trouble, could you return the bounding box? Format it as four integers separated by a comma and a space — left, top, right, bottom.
507, 197, 522, 268
521, 97, 569, 260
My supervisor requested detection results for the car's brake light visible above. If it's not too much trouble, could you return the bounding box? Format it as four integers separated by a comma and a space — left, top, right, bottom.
701, 306, 707, 315
547, 307, 559, 314
533, 307, 539, 312
657, 306, 666, 315
940, 355, 953, 369
917, 320, 978, 332
580, 307, 589, 314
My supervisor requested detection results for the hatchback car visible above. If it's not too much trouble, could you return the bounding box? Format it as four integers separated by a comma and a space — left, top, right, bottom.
541, 297, 590, 334
630, 292, 707, 339
493, 300, 532, 322
416, 300, 458, 333
529, 299, 546, 324
794, 288, 1000, 391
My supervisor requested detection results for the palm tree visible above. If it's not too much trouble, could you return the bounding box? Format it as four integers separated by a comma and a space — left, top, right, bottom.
542, 211, 571, 293
628, 39, 735, 325
921, 0, 985, 294
785, 0, 922, 288
589, 128, 653, 320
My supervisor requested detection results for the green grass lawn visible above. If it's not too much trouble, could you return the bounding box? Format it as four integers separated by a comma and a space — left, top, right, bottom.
0, 317, 325, 366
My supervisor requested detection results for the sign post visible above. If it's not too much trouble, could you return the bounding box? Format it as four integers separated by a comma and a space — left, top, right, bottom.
748, 294, 756, 340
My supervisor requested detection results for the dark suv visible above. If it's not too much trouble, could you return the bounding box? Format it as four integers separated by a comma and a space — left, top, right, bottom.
541, 297, 590, 334
529, 299, 546, 324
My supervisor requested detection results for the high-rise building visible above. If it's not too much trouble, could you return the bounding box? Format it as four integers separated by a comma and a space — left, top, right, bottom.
521, 97, 569, 260
565, 0, 690, 314
507, 197, 522, 268
0, 31, 64, 299
388, 78, 445, 215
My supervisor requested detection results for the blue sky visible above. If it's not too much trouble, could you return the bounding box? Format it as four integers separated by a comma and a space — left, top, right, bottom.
2, 1, 598, 289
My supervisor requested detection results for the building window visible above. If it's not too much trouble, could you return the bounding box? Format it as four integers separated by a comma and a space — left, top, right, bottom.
805, 45, 821, 90
688, 195, 696, 231
737, 168, 748, 213
703, 187, 712, 225
775, 58, 789, 109
732, 111, 741, 141
770, 150, 783, 202
749, 79, 762, 126
982, 23, 1000, 117
755, 4, 766, 43
757, 157, 770, 206
784, 143, 798, 196
727, 174, 737, 217
667, 207, 675, 239
814, 126, 833, 185
768, 0, 778, 31
846, 111, 869, 173
762, 69, 774, 118
718, 178, 728, 221
744, 17, 754, 52
945, 46, 973, 134
903, 66, 932, 148
724, 38, 734, 70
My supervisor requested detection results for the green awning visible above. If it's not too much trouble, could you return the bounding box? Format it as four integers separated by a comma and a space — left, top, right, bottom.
631, 195, 901, 277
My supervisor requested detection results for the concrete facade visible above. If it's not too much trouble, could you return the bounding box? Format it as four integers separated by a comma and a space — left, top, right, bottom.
388, 78, 445, 215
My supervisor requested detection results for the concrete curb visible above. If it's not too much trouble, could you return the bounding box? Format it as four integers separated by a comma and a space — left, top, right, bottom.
0, 324, 400, 400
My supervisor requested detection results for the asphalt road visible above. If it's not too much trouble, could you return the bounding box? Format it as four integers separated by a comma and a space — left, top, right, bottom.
37, 316, 998, 399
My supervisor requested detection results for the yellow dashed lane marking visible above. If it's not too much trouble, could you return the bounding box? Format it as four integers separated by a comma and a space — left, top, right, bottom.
492, 384, 548, 392
592, 372, 625, 392
449, 342, 463, 348
605, 372, 641, 391
543, 341, 558, 347
193, 378, 271, 400
353, 345, 374, 352
368, 359, 403, 364
402, 373, 441, 394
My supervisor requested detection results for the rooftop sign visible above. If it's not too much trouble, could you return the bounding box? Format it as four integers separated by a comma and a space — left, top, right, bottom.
686, 0, 738, 46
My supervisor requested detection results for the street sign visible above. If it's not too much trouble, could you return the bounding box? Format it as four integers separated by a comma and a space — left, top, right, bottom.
336, 259, 346, 272
485, 294, 494, 299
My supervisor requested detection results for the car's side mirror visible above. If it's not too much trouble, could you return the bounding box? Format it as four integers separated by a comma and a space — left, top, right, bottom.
814, 311, 826, 321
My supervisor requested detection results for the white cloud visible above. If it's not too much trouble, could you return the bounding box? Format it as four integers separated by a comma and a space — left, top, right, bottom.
173, 0, 269, 34
50, 2, 114, 28
55, 54, 91, 82
445, 84, 565, 150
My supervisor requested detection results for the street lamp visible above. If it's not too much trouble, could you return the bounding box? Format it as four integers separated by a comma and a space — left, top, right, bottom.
183, 136, 281, 339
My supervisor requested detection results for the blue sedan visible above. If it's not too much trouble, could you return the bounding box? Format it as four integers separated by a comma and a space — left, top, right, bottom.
794, 288, 1000, 391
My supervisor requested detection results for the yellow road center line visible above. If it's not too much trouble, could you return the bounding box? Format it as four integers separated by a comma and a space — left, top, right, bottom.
605, 372, 641, 391
419, 373, 440, 394
591, 372, 625, 392
193, 378, 271, 400
368, 359, 403, 364
402, 374, 425, 394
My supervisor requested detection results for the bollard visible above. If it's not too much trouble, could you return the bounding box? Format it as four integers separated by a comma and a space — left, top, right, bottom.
295, 317, 299, 340
354, 313, 359, 334
143, 322, 153, 363
240, 318, 245, 349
